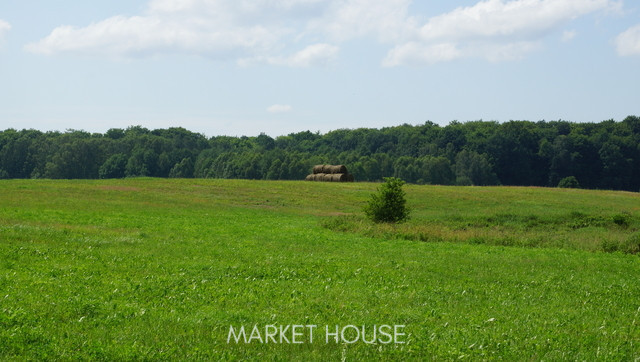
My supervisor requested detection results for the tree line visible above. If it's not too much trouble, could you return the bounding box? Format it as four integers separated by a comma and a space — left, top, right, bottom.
1, 116, 639, 191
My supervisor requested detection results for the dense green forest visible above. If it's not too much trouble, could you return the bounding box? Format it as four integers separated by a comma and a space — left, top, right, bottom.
1, 116, 639, 191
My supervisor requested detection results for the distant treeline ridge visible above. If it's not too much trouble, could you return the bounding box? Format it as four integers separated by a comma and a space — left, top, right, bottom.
1, 116, 639, 191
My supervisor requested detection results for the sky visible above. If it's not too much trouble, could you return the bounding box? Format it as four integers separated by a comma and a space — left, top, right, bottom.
1, 0, 639, 137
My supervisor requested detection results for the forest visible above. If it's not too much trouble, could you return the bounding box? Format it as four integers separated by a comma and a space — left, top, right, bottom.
1, 116, 639, 191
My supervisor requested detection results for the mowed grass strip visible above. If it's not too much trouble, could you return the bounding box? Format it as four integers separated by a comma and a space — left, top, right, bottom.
0, 178, 638, 360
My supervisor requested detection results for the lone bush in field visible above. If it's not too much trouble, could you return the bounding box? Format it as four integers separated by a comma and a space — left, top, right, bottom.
558, 176, 580, 188
364, 177, 410, 223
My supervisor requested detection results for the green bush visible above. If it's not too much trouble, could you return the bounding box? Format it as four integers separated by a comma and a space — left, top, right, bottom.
558, 176, 580, 188
600, 239, 620, 253
612, 213, 631, 228
623, 233, 640, 254
364, 177, 410, 223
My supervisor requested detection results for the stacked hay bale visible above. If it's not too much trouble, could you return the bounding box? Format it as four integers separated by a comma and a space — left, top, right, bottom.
305, 164, 354, 182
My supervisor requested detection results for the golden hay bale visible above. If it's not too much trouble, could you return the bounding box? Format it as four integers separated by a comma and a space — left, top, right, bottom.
307, 167, 354, 181
333, 165, 348, 174
330, 173, 347, 182
321, 164, 348, 174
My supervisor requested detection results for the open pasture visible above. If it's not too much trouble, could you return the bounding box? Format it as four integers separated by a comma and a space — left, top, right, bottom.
1, 179, 639, 359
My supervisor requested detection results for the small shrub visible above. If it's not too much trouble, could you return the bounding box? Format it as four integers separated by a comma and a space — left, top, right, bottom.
600, 239, 620, 253
569, 215, 607, 229
601, 234, 640, 254
612, 213, 631, 228
364, 177, 410, 224
623, 233, 640, 254
558, 176, 580, 188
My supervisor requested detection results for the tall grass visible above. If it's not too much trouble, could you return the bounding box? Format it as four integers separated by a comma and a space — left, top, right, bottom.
323, 185, 640, 253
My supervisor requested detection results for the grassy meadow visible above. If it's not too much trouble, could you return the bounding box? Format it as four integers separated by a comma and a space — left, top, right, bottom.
1, 178, 639, 359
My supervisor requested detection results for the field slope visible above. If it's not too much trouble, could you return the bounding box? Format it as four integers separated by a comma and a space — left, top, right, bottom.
1, 179, 639, 359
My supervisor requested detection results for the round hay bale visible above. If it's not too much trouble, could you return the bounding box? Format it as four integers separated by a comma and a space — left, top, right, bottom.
313, 165, 324, 174
330, 173, 346, 182
314, 173, 325, 181
333, 165, 348, 174
322, 174, 333, 182
305, 174, 314, 181
322, 165, 333, 174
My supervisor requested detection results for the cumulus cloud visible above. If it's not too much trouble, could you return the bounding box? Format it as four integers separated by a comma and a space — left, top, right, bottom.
308, 0, 414, 43
25, 0, 325, 60
25, 0, 619, 66
25, 9, 283, 58
267, 104, 293, 113
0, 20, 10, 43
385, 0, 616, 66
418, 0, 611, 41
24, 0, 348, 65
615, 24, 640, 56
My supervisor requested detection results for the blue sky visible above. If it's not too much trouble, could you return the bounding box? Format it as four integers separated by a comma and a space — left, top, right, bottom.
1, 0, 639, 137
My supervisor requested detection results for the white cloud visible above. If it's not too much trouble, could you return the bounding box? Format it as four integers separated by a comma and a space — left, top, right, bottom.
25, 12, 282, 59
419, 0, 611, 41
258, 43, 339, 67
25, 0, 619, 66
267, 104, 293, 113
308, 0, 414, 43
25, 0, 318, 60
0, 20, 10, 44
386, 0, 616, 66
25, 0, 344, 65
615, 24, 640, 56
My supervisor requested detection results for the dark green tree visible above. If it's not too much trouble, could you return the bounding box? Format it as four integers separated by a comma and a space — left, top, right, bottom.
169, 158, 194, 178
99, 153, 128, 179
454, 150, 499, 186
1, 116, 640, 190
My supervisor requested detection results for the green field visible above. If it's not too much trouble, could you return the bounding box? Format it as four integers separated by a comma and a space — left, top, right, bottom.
1, 179, 639, 360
